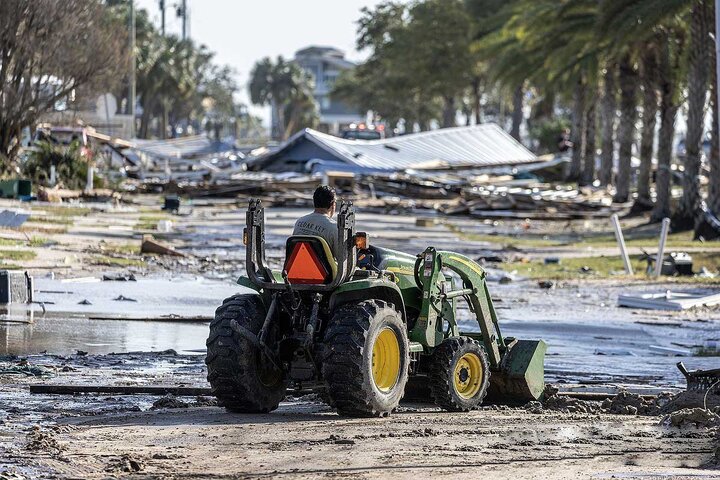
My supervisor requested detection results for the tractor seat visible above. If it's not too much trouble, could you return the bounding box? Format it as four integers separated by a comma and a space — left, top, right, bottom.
283, 236, 338, 285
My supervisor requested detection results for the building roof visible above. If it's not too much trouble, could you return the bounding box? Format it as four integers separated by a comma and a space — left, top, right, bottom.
252, 124, 537, 172
129, 135, 238, 160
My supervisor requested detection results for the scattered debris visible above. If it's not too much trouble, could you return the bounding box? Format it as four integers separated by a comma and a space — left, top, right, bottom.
0, 270, 33, 304
0, 361, 54, 377
113, 295, 137, 302
618, 290, 720, 311
102, 272, 137, 282
25, 426, 63, 455
662, 408, 720, 428
677, 362, 720, 395
77, 299, 92, 305
538, 280, 554, 289
151, 395, 189, 410
140, 234, 185, 257
106, 454, 143, 473
0, 209, 29, 228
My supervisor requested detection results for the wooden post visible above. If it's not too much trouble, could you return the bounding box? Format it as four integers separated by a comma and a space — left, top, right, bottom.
611, 214, 633, 275
654, 217, 671, 277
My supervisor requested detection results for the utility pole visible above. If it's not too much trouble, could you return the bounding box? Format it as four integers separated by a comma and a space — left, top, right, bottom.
130, 0, 136, 139
159, 0, 166, 35
181, 0, 187, 40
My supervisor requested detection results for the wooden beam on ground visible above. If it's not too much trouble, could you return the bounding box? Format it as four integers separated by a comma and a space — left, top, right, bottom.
30, 384, 212, 396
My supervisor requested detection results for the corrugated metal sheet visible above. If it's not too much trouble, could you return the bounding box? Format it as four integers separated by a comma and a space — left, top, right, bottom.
130, 135, 237, 159
256, 124, 536, 171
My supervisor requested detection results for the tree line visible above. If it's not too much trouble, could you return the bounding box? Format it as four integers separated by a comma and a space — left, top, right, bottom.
332, 0, 720, 228
0, 0, 262, 172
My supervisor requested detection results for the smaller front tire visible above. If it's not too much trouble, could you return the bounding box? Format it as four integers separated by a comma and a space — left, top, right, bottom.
429, 336, 490, 412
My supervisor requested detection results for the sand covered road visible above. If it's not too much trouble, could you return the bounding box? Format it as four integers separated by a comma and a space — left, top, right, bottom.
11, 400, 718, 479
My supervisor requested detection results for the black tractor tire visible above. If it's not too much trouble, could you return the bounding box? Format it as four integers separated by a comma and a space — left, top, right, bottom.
429, 336, 490, 412
322, 300, 409, 417
205, 294, 287, 413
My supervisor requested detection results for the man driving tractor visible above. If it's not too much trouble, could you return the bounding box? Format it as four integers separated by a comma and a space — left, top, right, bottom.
293, 185, 338, 254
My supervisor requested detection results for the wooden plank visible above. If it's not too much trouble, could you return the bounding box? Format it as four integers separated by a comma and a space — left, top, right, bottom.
30, 384, 212, 396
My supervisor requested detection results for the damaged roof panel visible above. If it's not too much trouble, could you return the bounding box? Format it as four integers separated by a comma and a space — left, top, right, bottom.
252, 124, 537, 172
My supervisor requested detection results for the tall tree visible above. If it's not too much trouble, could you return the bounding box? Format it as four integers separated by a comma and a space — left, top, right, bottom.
0, 0, 127, 163
674, 0, 711, 229
582, 90, 597, 186
635, 46, 660, 210
598, 65, 617, 186
651, 32, 683, 221
569, 78, 587, 181
249, 56, 317, 141
613, 53, 639, 203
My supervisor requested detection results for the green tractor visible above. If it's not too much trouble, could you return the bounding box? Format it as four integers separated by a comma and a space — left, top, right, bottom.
206, 200, 546, 417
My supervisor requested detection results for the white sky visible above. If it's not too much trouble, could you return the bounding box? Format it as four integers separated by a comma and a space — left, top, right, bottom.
135, 0, 406, 126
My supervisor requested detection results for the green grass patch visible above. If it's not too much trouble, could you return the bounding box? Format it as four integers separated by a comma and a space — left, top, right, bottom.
134, 214, 171, 231
90, 255, 145, 267
32, 206, 91, 217
0, 237, 49, 247
28, 215, 74, 225
27, 236, 49, 247
0, 249, 37, 261
0, 238, 23, 247
19, 225, 68, 234
501, 252, 720, 281
101, 243, 140, 255
449, 224, 713, 250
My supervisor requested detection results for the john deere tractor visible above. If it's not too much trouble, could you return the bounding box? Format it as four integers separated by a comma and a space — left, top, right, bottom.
206, 200, 546, 417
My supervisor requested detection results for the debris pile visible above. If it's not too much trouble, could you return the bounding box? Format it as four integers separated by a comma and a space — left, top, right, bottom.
661, 408, 720, 428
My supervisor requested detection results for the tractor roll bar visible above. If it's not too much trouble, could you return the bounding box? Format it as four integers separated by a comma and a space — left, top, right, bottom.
245, 199, 357, 291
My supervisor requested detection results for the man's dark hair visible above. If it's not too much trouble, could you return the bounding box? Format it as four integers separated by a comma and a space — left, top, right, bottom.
313, 185, 336, 209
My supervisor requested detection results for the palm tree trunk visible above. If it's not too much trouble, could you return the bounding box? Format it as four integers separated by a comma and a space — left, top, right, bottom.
710, 45, 720, 214
581, 98, 596, 186
510, 85, 523, 141
442, 95, 456, 128
568, 77, 586, 182
707, 0, 720, 215
674, 0, 711, 229
651, 41, 679, 222
599, 65, 617, 187
613, 53, 638, 204
635, 51, 659, 210
472, 77, 482, 124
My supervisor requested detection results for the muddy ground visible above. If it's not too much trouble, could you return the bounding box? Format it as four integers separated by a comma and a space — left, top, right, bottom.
0, 197, 719, 478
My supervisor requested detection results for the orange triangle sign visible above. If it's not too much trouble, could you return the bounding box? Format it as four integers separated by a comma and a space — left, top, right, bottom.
286, 242, 328, 284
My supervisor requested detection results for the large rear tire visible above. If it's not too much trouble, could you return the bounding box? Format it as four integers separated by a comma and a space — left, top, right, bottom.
205, 294, 287, 413
322, 300, 409, 417
429, 336, 490, 412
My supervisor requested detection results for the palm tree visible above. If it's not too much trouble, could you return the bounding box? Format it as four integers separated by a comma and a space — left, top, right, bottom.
635, 46, 660, 210
582, 88, 597, 186
709, 4, 720, 214
674, 0, 711, 229
249, 57, 316, 141
612, 53, 639, 203
651, 31, 684, 222
598, 64, 617, 187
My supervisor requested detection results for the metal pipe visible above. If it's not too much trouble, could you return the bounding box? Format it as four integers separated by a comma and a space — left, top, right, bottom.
442, 288, 474, 300
654, 217, 671, 277
611, 214, 633, 275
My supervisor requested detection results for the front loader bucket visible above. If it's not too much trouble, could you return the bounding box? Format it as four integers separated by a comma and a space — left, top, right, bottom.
487, 339, 547, 404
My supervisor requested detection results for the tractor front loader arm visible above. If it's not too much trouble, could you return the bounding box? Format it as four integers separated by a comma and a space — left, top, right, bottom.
413, 248, 503, 367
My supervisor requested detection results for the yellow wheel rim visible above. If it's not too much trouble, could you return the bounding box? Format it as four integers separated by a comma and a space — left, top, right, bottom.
372, 327, 401, 393
454, 353, 483, 399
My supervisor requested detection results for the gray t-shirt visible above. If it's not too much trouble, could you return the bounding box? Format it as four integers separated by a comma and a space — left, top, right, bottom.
293, 212, 338, 254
